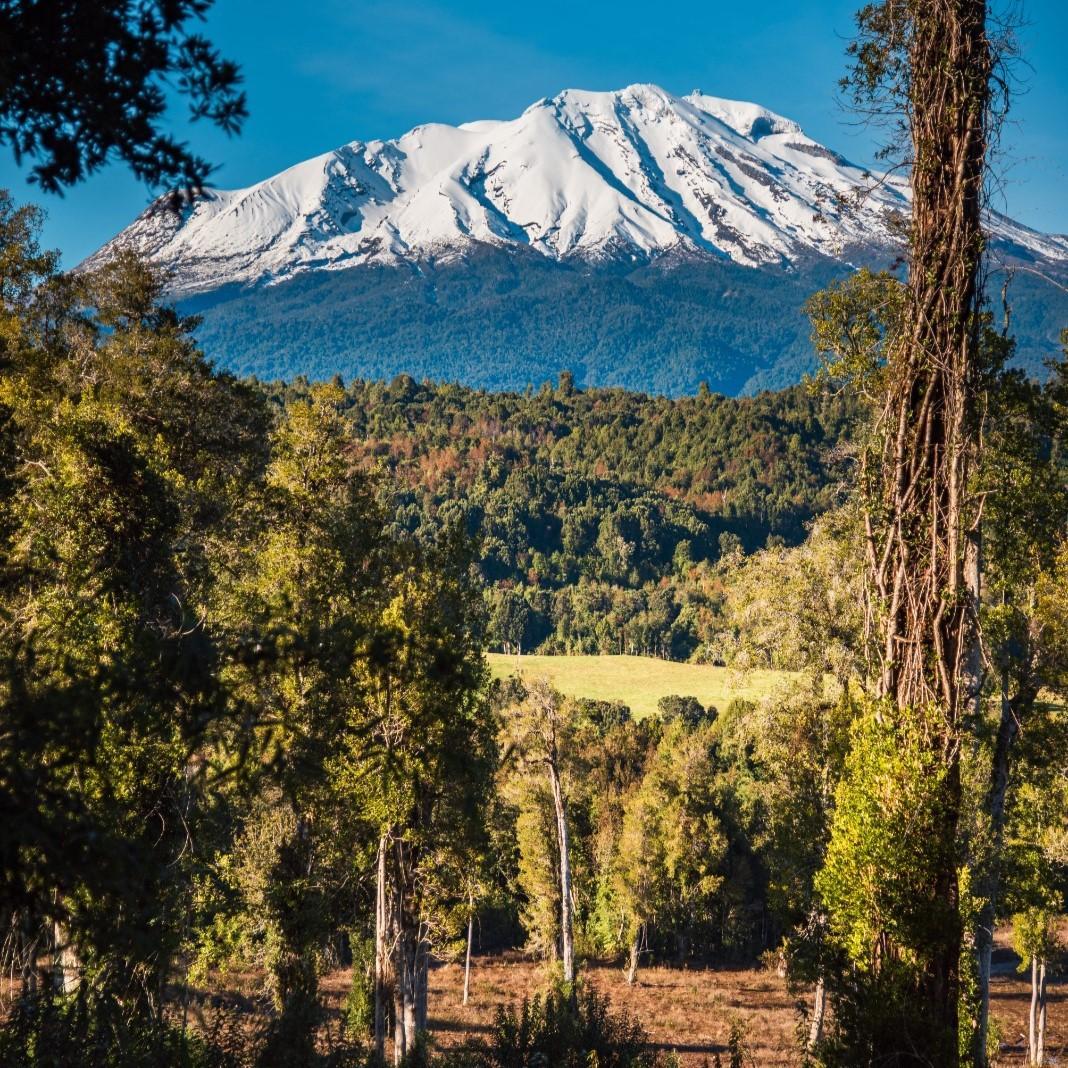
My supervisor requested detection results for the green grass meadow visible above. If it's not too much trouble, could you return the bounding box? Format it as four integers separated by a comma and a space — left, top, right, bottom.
486, 653, 794, 719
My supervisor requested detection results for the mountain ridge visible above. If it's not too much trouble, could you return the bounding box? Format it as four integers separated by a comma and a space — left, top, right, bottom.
87, 83, 1068, 395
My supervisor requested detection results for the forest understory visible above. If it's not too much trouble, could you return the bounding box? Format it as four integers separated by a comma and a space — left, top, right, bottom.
25, 929, 1047, 1067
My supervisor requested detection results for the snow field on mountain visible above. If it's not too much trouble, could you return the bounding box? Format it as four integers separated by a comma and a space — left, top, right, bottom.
88, 82, 1068, 296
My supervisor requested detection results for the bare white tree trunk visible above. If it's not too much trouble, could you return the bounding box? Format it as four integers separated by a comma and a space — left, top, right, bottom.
402, 965, 416, 1058
374, 834, 390, 1062
397, 892, 416, 1060
1037, 959, 1047, 1066
808, 977, 826, 1051
414, 928, 429, 1036
393, 982, 406, 1066
548, 759, 574, 983
1029, 956, 1039, 1065
392, 833, 425, 1060
462, 890, 474, 1006
626, 925, 642, 986
52, 920, 78, 995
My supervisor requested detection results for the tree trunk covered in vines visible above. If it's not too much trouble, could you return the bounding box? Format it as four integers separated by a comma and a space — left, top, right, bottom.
860, 0, 992, 1055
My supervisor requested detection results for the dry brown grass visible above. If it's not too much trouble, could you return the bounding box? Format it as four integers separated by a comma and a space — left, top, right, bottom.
317, 950, 1063, 1066
4, 944, 1056, 1065
431, 956, 798, 1065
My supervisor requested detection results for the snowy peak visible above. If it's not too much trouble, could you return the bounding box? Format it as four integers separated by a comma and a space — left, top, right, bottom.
88, 84, 1068, 293
683, 90, 801, 140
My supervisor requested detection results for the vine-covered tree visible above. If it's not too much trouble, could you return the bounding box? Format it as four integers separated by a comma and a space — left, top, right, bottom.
817, 0, 1003, 1058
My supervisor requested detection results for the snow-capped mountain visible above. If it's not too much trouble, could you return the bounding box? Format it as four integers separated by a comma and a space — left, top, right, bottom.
88, 83, 1068, 292
86, 84, 1068, 395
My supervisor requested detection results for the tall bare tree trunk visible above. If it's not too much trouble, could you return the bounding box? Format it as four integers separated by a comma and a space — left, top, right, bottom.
808, 977, 827, 1051
1029, 955, 1038, 1065
393, 981, 406, 1065
414, 926, 429, 1036
394, 839, 416, 1064
374, 834, 391, 1061
401, 931, 417, 1058
548, 758, 574, 984
626, 924, 643, 986
52, 919, 78, 994
462, 890, 474, 1006
1037, 959, 1046, 1066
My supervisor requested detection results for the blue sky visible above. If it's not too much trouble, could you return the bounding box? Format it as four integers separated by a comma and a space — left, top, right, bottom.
3, 0, 1067, 266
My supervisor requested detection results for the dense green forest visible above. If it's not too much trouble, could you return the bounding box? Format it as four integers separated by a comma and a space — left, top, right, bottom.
183, 246, 1068, 398
269, 373, 856, 660
1, 205, 872, 1067
2, 192, 1066, 1067
182, 248, 855, 396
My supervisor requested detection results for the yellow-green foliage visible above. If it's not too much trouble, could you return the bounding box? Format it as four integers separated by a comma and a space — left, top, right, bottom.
611, 720, 727, 943
487, 653, 792, 719
816, 707, 953, 969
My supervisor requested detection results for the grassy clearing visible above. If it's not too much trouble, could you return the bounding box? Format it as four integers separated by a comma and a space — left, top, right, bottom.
486, 653, 795, 719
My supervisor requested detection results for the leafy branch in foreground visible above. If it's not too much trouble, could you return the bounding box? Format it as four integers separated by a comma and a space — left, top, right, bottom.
0, 0, 247, 192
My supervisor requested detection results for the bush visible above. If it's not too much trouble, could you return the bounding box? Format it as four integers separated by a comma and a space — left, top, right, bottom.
453, 979, 664, 1068
0, 990, 251, 1068
657, 695, 714, 727
344, 935, 376, 1041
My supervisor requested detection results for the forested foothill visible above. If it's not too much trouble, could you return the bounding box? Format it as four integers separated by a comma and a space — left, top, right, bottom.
270, 370, 857, 663
178, 216, 1068, 399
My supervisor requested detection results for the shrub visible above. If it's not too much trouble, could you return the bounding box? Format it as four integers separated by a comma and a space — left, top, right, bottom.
0, 990, 250, 1068
344, 935, 376, 1041
459, 979, 663, 1068
657, 695, 714, 727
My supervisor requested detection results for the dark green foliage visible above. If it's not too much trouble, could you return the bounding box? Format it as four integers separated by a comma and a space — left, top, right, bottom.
0, 1, 246, 192
343, 936, 376, 1041
328, 373, 854, 544
267, 372, 858, 658
0, 241, 273, 1028
813, 963, 960, 1068
574, 698, 634, 733
181, 249, 845, 397
725, 1020, 754, 1068
0, 989, 250, 1068
815, 707, 961, 1064
181, 247, 1068, 397
657, 695, 714, 727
